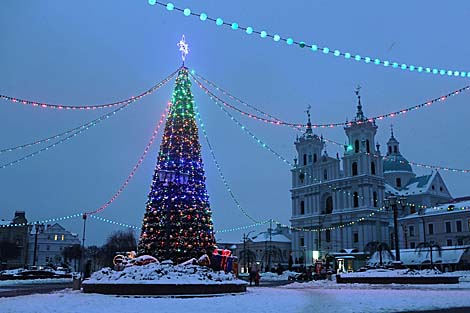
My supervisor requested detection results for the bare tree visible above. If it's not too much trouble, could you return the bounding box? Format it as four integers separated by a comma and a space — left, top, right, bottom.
0, 240, 20, 268
364, 241, 394, 267
416, 242, 441, 268
101, 229, 137, 267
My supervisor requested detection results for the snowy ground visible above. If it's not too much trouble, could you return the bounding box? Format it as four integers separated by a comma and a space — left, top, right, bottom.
0, 278, 73, 287
2, 283, 470, 313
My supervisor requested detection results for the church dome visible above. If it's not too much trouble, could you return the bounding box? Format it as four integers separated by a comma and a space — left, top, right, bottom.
383, 154, 413, 173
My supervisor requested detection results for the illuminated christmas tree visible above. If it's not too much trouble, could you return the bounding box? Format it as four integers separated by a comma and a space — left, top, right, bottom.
138, 38, 216, 263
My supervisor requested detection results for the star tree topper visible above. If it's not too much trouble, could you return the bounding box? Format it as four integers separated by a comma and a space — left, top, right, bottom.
177, 35, 190, 64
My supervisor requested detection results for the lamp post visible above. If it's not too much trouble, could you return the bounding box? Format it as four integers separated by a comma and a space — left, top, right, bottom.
80, 213, 87, 280
32, 223, 40, 267
242, 230, 255, 274
384, 195, 406, 263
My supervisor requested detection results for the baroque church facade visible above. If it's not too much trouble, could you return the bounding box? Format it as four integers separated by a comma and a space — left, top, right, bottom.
290, 93, 453, 265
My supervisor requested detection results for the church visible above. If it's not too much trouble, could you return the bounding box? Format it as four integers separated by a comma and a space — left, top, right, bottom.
290, 91, 453, 269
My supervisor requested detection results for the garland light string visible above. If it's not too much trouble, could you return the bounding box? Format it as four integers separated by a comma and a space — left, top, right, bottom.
86, 102, 171, 215
0, 68, 179, 111
0, 213, 82, 228
194, 100, 260, 223
149, 1, 470, 79
193, 70, 470, 128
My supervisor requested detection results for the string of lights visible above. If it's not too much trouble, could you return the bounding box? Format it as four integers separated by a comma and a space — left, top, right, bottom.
86, 102, 171, 215
194, 101, 260, 223
89, 214, 140, 230
192, 75, 452, 232
0, 213, 82, 228
0, 104, 128, 169
0, 68, 179, 111
193, 71, 470, 128
149, 1, 470, 79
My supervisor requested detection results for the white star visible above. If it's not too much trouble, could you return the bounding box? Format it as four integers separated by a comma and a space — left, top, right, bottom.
177, 35, 190, 63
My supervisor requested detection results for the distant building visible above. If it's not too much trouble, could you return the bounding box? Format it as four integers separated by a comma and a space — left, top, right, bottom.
217, 224, 291, 273
0, 211, 29, 269
289, 92, 461, 271
27, 223, 80, 267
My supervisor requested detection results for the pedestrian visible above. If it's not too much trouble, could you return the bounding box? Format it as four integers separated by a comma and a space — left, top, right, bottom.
249, 263, 256, 286
255, 269, 260, 286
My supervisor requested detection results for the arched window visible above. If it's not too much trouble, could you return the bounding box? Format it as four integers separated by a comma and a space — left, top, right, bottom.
396, 177, 402, 188
388, 146, 392, 154
354, 140, 360, 153
352, 162, 358, 176
314, 154, 317, 163
353, 192, 359, 208
300, 200, 305, 215
323, 169, 328, 180
393, 146, 398, 153
366, 140, 370, 153
303, 154, 307, 166
371, 161, 376, 175
326, 196, 333, 214
373, 192, 378, 207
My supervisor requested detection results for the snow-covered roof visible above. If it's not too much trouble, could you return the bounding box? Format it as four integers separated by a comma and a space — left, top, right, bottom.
386, 172, 436, 196
400, 200, 470, 219
251, 232, 291, 243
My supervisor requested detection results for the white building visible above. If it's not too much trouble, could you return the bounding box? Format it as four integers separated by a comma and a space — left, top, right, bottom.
290, 92, 460, 268
27, 223, 80, 267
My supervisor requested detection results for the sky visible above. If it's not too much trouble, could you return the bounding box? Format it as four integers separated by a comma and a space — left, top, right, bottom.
1, 0, 470, 246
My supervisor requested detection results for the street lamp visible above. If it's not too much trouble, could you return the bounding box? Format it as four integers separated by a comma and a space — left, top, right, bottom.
384, 195, 407, 263
242, 230, 255, 274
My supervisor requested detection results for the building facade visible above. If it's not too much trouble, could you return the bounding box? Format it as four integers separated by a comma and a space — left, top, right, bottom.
0, 211, 29, 269
27, 223, 80, 267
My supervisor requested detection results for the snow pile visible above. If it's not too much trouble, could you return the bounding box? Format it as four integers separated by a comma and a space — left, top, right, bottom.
84, 262, 246, 285
260, 271, 300, 281
340, 268, 454, 278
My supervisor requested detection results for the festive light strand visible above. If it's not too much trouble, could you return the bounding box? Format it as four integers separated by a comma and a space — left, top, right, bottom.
0, 71, 177, 169
149, 1, 470, 79
89, 214, 140, 230
0, 213, 82, 228
86, 102, 171, 215
193, 70, 470, 128
0, 68, 179, 111
194, 101, 259, 223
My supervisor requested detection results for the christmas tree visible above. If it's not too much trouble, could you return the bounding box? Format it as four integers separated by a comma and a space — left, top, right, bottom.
137, 65, 216, 263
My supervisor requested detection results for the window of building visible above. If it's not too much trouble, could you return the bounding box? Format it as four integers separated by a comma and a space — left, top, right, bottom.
300, 201, 305, 215
373, 192, 378, 207
54, 234, 58, 241
396, 178, 402, 188
388, 146, 392, 154
393, 146, 398, 153
325, 196, 333, 214
325, 229, 331, 242
447, 239, 453, 246
323, 169, 328, 180
61, 234, 65, 241
366, 140, 370, 153
353, 192, 359, 208
440, 187, 443, 192
353, 232, 359, 243
354, 140, 360, 153
428, 223, 434, 235
456, 220, 462, 232
445, 221, 452, 233
299, 173, 305, 184
409, 225, 415, 237
432, 185, 435, 190
371, 162, 376, 175
352, 162, 358, 176
410, 242, 416, 249
303, 154, 307, 166
300, 237, 305, 247
314, 154, 317, 163
308, 154, 312, 164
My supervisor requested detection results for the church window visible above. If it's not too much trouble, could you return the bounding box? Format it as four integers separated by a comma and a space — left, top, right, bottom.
303, 154, 307, 166
326, 230, 331, 242
440, 187, 443, 192
325, 196, 333, 214
352, 162, 358, 176
323, 169, 328, 180
432, 185, 435, 190
354, 140, 360, 153
314, 154, 317, 163
300, 237, 305, 247
371, 162, 376, 175
300, 201, 305, 215
393, 146, 398, 153
396, 178, 402, 188
373, 192, 378, 207
388, 146, 392, 154
353, 232, 359, 243
299, 173, 305, 183
366, 140, 370, 153
353, 192, 359, 207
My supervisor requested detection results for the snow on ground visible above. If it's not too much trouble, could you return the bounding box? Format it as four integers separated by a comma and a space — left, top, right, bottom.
340, 268, 451, 277
2, 286, 470, 313
260, 270, 299, 281
84, 263, 245, 285
0, 278, 72, 287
